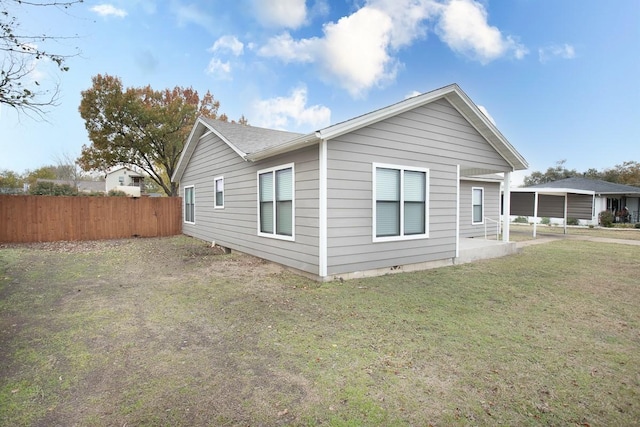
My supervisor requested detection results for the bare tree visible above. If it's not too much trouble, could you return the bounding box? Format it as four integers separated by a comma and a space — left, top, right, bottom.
1, 0, 82, 116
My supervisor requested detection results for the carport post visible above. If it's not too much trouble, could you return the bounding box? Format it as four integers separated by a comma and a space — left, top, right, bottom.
564, 193, 568, 234
533, 191, 538, 238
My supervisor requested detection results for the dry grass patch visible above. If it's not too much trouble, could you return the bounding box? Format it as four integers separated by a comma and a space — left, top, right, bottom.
1, 236, 639, 426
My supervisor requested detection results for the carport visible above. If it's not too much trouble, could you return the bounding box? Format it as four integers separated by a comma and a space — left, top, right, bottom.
509, 187, 595, 237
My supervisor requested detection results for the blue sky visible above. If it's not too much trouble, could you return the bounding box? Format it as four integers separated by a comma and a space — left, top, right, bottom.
1, 0, 638, 186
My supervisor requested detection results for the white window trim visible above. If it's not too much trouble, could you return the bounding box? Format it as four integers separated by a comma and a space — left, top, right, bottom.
214, 176, 224, 209
372, 162, 429, 243
472, 186, 484, 225
183, 185, 195, 224
256, 163, 295, 242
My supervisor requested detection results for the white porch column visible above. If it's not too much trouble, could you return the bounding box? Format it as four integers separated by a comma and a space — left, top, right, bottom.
503, 171, 511, 242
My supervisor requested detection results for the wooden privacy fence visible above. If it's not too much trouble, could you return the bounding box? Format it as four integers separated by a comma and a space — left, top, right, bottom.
0, 195, 182, 243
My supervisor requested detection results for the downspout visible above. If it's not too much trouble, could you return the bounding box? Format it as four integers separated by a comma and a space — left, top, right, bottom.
455, 165, 460, 258
319, 139, 328, 278
502, 171, 511, 242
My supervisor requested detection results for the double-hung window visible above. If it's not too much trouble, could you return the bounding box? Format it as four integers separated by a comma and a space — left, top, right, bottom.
472, 187, 484, 224
184, 185, 195, 224
258, 164, 294, 240
373, 163, 428, 241
214, 176, 224, 209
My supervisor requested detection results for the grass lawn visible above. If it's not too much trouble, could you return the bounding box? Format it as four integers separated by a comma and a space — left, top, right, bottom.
1, 236, 639, 426
509, 223, 640, 241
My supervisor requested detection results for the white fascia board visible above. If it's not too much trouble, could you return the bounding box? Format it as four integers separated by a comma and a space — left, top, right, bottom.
510, 187, 595, 196
444, 90, 528, 172
172, 119, 207, 182
317, 85, 457, 141
172, 117, 248, 182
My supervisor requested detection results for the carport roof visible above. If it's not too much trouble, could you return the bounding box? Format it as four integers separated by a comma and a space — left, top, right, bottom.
525, 177, 640, 195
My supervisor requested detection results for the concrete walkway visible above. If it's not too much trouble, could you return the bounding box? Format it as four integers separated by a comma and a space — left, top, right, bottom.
516, 234, 640, 249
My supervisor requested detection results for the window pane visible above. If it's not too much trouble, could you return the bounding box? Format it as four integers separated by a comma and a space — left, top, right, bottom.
376, 168, 400, 201
259, 173, 273, 202
404, 201, 425, 235
276, 200, 292, 236
473, 205, 483, 223
216, 191, 223, 207
376, 201, 400, 236
276, 168, 292, 201
404, 170, 425, 202
472, 188, 482, 205
472, 188, 483, 222
215, 179, 223, 193
260, 201, 273, 233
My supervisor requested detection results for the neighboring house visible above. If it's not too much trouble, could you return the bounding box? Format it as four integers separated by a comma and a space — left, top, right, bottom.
172, 84, 528, 280
105, 166, 146, 197
511, 177, 640, 225
35, 179, 105, 194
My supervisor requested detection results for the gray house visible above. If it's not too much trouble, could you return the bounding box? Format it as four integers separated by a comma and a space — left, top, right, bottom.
511, 177, 640, 226
172, 84, 528, 280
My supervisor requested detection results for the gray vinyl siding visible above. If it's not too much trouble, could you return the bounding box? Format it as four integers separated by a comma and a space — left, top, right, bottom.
459, 180, 501, 238
326, 99, 513, 276
179, 132, 319, 275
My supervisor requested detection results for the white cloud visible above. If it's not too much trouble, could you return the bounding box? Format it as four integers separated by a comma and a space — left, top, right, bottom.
257, 0, 526, 97
477, 105, 496, 126
435, 0, 527, 64
253, 0, 307, 29
210, 35, 244, 56
258, 32, 319, 63
538, 44, 576, 63
252, 86, 331, 130
205, 58, 232, 79
90, 4, 127, 18
367, 0, 440, 48
259, 7, 398, 97
320, 7, 397, 96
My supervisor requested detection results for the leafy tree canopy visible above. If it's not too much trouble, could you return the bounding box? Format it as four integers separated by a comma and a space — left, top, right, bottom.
78, 74, 242, 196
523, 160, 640, 187
1, 0, 82, 115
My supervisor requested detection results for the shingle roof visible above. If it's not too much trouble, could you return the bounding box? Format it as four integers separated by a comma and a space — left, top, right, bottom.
527, 177, 640, 194
36, 179, 105, 193
200, 118, 303, 155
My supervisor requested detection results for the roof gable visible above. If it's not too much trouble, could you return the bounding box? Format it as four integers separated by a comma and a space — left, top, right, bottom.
173, 84, 528, 182
171, 118, 303, 182
246, 84, 528, 171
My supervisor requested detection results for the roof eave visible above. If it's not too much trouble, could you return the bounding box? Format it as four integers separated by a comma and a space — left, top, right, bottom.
245, 132, 321, 161
443, 89, 528, 172
172, 117, 248, 183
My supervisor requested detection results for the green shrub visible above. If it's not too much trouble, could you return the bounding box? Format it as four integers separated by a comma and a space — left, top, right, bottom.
513, 216, 528, 224
567, 217, 579, 226
635, 223, 640, 229
541, 217, 551, 225
599, 210, 614, 227
29, 181, 77, 196
107, 189, 128, 197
